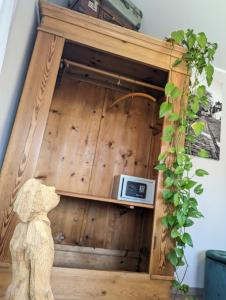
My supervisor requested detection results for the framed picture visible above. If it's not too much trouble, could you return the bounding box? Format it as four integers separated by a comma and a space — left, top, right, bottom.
186, 68, 224, 160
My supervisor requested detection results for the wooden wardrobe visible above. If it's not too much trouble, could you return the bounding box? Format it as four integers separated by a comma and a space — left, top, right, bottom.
0, 3, 188, 299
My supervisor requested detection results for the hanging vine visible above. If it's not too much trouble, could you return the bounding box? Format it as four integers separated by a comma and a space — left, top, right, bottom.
155, 29, 218, 294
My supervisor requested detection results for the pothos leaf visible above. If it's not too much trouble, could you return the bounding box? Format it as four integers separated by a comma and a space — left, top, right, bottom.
176, 248, 184, 257
173, 193, 180, 206
162, 134, 173, 142
162, 189, 173, 200
154, 163, 167, 171
171, 228, 180, 238
168, 215, 176, 227
173, 280, 181, 289
161, 216, 168, 227
176, 211, 186, 227
169, 146, 176, 153
194, 184, 204, 195
175, 166, 184, 175
165, 82, 175, 96
164, 177, 174, 187
184, 179, 197, 189
197, 85, 206, 97
195, 169, 209, 176
179, 125, 186, 133
189, 197, 198, 208
182, 232, 193, 247
191, 96, 199, 114
168, 112, 180, 121
198, 149, 209, 158
197, 32, 207, 48
171, 30, 185, 44
177, 258, 185, 266
189, 209, 204, 218
188, 32, 196, 48
184, 219, 194, 227
171, 87, 181, 99
206, 64, 214, 86
179, 284, 189, 294
186, 110, 198, 120
158, 152, 167, 161
185, 161, 193, 171
191, 121, 205, 136
159, 101, 173, 118
165, 83, 181, 99
167, 249, 178, 267
163, 125, 175, 137
172, 58, 182, 67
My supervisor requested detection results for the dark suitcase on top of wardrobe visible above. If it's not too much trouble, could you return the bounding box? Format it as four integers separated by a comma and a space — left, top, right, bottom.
69, 0, 143, 31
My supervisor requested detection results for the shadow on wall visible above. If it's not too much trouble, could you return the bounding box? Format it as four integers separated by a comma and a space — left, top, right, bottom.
0, 0, 38, 167
48, 0, 69, 7
196, 251, 206, 288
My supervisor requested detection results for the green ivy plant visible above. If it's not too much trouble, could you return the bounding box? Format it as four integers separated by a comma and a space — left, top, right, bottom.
155, 29, 217, 295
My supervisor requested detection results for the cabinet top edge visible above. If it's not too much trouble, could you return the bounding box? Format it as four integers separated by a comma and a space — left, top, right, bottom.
39, 2, 186, 56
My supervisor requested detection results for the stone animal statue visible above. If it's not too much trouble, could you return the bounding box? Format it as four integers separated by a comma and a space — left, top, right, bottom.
6, 178, 60, 300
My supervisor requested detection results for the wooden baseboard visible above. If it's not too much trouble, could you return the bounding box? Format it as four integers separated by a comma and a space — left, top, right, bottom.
0, 263, 172, 300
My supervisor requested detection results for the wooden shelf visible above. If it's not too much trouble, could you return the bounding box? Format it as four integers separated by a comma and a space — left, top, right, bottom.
56, 190, 154, 209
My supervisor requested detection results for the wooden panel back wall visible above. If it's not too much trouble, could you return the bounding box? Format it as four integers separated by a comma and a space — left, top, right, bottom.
51, 197, 152, 272
50, 197, 150, 250
35, 74, 159, 196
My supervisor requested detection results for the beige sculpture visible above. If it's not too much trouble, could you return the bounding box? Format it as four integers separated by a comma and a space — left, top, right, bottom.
6, 178, 60, 300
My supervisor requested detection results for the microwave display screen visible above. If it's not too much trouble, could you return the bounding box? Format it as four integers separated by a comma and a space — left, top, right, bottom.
125, 181, 147, 199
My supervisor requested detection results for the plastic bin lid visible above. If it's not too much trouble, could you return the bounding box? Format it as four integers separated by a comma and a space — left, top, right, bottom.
206, 250, 226, 264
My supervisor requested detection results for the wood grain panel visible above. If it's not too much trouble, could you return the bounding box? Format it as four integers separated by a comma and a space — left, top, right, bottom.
35, 76, 105, 194
147, 102, 164, 181
40, 3, 185, 56
36, 75, 157, 199
89, 89, 156, 197
56, 190, 154, 209
49, 197, 152, 258
49, 197, 88, 246
63, 42, 168, 92
150, 71, 188, 277
39, 3, 187, 75
79, 201, 147, 252
0, 263, 172, 300
54, 244, 139, 272
41, 16, 187, 75
0, 32, 64, 262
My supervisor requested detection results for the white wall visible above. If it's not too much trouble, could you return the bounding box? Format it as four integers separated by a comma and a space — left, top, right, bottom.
0, 0, 225, 290
0, 0, 18, 73
132, 0, 226, 70
0, 0, 38, 166
0, 0, 68, 166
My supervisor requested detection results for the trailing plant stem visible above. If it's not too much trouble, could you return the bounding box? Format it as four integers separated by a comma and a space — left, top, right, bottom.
156, 29, 217, 294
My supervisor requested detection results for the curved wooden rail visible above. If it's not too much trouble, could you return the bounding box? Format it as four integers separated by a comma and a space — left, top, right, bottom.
109, 92, 157, 109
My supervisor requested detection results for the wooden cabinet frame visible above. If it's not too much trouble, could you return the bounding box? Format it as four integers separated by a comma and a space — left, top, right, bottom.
0, 3, 188, 299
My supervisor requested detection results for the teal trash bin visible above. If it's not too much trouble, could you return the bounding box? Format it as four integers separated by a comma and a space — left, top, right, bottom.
204, 250, 226, 300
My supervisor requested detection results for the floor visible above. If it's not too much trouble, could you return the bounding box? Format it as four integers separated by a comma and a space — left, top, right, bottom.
173, 295, 202, 300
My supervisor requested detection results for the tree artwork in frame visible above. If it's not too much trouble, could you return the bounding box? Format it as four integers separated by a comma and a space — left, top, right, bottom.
186, 68, 223, 160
